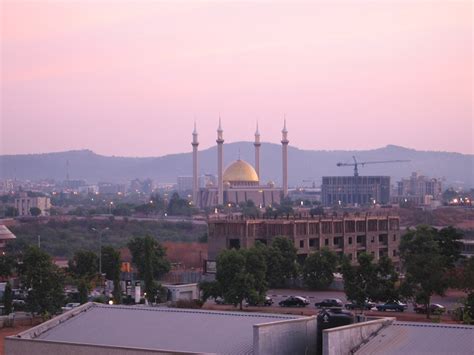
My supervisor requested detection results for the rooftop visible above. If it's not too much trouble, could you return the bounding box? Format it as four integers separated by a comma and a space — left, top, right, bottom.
355, 321, 474, 355
15, 303, 301, 355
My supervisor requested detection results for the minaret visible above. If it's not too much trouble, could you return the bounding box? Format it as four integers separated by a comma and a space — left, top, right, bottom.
216, 117, 224, 205
191, 122, 199, 206
254, 121, 261, 179
281, 118, 289, 197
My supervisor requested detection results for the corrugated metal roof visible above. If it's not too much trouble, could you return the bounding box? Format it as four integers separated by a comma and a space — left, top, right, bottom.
35, 304, 300, 355
0, 225, 16, 240
355, 321, 474, 355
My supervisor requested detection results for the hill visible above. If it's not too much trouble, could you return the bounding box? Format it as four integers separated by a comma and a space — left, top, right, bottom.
0, 144, 472, 187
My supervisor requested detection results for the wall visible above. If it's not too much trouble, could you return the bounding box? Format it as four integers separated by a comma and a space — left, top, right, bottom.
253, 316, 317, 355
5, 338, 205, 355
322, 317, 395, 355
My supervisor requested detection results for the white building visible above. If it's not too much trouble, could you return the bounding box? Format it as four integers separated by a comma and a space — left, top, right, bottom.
14, 193, 51, 216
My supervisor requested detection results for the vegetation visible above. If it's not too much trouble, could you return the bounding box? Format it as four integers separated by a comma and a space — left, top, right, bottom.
7, 218, 206, 258
303, 248, 338, 290
264, 237, 298, 288
399, 226, 462, 318
341, 253, 399, 312
128, 236, 170, 302
3, 281, 13, 315
19, 246, 65, 317
101, 246, 122, 304
214, 247, 267, 310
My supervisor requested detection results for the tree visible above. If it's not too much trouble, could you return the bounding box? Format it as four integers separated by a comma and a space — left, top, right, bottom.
128, 236, 170, 302
435, 227, 463, 268
5, 207, 18, 217
29, 207, 42, 217
20, 246, 65, 317
167, 192, 193, 216
265, 237, 298, 287
101, 246, 122, 304
77, 278, 89, 304
0, 255, 15, 278
240, 200, 259, 218
372, 256, 399, 302
399, 226, 453, 319
341, 253, 378, 312
69, 250, 98, 280
215, 247, 267, 310
303, 248, 338, 290
3, 281, 13, 315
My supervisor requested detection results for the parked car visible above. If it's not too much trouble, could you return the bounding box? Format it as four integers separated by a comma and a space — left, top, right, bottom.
214, 297, 226, 305
344, 300, 376, 310
61, 303, 81, 312
315, 298, 344, 308
376, 301, 407, 312
414, 303, 446, 314
279, 296, 310, 307
246, 296, 274, 307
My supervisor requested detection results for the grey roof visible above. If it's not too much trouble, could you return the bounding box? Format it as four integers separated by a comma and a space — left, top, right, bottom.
0, 225, 16, 240
31, 303, 300, 355
355, 321, 474, 355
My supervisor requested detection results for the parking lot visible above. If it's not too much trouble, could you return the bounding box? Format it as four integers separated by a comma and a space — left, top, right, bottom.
266, 288, 465, 312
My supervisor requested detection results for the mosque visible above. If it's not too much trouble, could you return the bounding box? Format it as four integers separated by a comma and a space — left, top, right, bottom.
191, 119, 289, 208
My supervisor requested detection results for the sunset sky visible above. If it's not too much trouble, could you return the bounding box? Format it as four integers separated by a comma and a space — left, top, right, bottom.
1, 1, 472, 156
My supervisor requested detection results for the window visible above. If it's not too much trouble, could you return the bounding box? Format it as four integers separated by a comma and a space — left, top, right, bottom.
299, 240, 304, 248
393, 234, 396, 241
392, 250, 397, 257
309, 238, 317, 247
348, 253, 353, 260
371, 236, 375, 243
229, 239, 240, 249
348, 237, 353, 245
325, 238, 329, 246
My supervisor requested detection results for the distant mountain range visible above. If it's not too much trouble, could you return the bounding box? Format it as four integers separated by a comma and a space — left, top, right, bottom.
0, 144, 473, 188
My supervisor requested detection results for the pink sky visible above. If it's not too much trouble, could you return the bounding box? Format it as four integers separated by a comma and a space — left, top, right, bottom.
1, 1, 472, 156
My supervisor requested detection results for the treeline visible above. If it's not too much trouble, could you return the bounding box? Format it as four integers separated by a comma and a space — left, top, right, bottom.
0, 235, 171, 318
7, 218, 206, 257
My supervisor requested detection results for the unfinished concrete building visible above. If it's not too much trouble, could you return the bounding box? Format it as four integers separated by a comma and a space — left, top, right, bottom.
208, 213, 401, 267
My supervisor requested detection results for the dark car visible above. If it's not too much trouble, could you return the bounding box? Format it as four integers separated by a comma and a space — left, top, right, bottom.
344, 300, 376, 310
246, 296, 274, 307
376, 301, 407, 312
414, 303, 446, 314
279, 296, 310, 307
315, 298, 344, 308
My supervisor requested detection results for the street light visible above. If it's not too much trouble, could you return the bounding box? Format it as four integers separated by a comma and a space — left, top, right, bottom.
91, 227, 109, 276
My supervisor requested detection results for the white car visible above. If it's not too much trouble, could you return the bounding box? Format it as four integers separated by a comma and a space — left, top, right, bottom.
61, 303, 80, 312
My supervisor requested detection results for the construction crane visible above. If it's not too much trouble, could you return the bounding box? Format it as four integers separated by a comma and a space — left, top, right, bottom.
336, 156, 410, 177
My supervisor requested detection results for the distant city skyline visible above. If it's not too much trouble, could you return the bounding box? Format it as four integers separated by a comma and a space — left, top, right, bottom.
1, 1, 472, 157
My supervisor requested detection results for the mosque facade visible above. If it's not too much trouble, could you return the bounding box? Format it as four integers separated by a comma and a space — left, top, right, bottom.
191, 120, 289, 208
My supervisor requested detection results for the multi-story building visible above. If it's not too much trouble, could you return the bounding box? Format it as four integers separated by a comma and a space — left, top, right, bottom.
392, 172, 442, 205
14, 192, 51, 216
321, 176, 391, 206
208, 213, 401, 267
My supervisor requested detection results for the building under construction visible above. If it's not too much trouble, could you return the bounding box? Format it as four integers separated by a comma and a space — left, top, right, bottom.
321, 176, 391, 206
207, 213, 401, 267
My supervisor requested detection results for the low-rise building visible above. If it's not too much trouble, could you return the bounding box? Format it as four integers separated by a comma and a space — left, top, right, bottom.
5, 303, 316, 355
14, 193, 51, 216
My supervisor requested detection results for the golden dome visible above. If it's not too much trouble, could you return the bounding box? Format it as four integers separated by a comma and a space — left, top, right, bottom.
223, 159, 259, 183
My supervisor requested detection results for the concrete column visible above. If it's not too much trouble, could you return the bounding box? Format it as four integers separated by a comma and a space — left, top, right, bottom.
217, 118, 224, 205
281, 119, 289, 197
